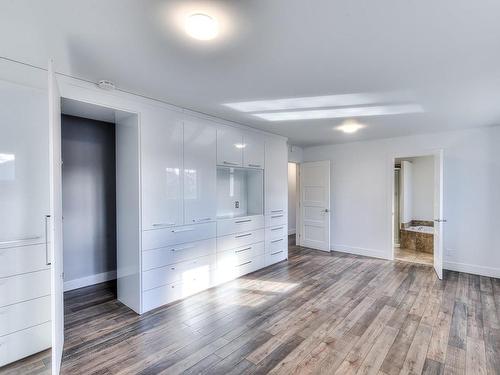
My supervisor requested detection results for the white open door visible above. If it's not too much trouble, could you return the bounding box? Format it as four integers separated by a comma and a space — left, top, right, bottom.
48, 59, 64, 374
299, 161, 331, 251
433, 150, 444, 279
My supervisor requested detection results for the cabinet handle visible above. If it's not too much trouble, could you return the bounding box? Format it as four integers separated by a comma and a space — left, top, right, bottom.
171, 267, 176, 270
271, 250, 284, 256
171, 228, 195, 233
235, 219, 252, 224
271, 210, 284, 213
235, 233, 252, 239
152, 223, 175, 228
235, 247, 252, 253
193, 218, 211, 222
223, 161, 239, 166
45, 215, 51, 265
248, 164, 261, 168
0, 236, 42, 246
271, 215, 284, 219
171, 245, 194, 252
271, 238, 284, 243
271, 227, 284, 231
236, 260, 252, 267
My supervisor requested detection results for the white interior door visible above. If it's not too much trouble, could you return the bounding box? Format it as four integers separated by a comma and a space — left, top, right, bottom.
299, 161, 331, 251
433, 150, 444, 279
48, 59, 64, 374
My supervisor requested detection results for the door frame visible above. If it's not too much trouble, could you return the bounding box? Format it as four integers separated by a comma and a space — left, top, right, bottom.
387, 149, 444, 277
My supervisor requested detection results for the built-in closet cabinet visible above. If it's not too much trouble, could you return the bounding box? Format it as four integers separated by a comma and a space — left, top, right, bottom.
183, 118, 217, 224
217, 127, 243, 166
243, 131, 265, 169
265, 137, 288, 214
141, 109, 183, 230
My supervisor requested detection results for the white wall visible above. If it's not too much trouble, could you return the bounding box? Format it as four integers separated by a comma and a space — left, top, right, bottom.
288, 163, 297, 234
303, 126, 500, 278
400, 161, 413, 224
411, 156, 434, 221
288, 145, 303, 163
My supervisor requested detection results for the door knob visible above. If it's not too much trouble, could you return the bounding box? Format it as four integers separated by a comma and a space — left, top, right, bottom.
323, 209, 330, 213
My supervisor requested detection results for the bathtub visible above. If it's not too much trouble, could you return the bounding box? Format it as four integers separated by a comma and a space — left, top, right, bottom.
405, 226, 434, 234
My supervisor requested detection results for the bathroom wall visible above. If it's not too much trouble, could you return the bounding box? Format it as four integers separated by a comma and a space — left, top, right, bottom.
411, 156, 434, 222
400, 161, 413, 224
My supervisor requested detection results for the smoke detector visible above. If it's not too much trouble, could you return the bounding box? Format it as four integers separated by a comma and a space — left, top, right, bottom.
97, 80, 115, 91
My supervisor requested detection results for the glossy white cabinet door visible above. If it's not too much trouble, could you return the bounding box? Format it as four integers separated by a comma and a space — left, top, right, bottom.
183, 117, 217, 224
265, 137, 288, 214
142, 108, 184, 229
0, 80, 49, 246
243, 132, 265, 169
217, 127, 243, 167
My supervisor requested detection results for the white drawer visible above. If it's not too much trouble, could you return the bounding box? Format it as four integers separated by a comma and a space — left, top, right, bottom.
265, 249, 288, 266
217, 241, 265, 268
217, 215, 265, 237
142, 222, 216, 250
0, 296, 51, 337
0, 270, 51, 307
235, 254, 265, 277
215, 253, 265, 285
142, 272, 214, 312
0, 321, 51, 367
142, 255, 216, 291
0, 244, 49, 278
266, 225, 287, 242
217, 229, 264, 253
142, 238, 215, 271
267, 236, 287, 254
265, 212, 287, 228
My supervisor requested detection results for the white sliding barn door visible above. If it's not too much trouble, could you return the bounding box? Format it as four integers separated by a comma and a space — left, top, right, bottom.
48, 60, 64, 374
299, 161, 331, 251
433, 150, 444, 280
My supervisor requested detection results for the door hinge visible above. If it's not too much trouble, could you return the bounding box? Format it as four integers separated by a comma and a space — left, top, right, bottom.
61, 272, 64, 280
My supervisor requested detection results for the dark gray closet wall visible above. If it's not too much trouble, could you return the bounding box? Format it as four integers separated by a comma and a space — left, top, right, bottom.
62, 114, 116, 286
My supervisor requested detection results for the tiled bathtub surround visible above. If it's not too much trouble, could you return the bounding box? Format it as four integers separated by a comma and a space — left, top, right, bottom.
400, 220, 434, 254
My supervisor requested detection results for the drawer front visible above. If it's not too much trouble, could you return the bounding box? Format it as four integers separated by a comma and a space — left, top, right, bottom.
217, 241, 265, 268
217, 215, 265, 237
0, 244, 49, 278
235, 254, 265, 277
215, 254, 265, 285
265, 212, 287, 228
142, 222, 216, 250
266, 225, 287, 242
142, 255, 215, 291
0, 270, 51, 307
217, 229, 264, 253
0, 321, 51, 367
142, 238, 216, 271
267, 236, 287, 254
0, 296, 51, 336
265, 249, 288, 266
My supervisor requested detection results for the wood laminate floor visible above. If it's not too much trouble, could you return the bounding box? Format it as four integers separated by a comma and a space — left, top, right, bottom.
2, 238, 500, 375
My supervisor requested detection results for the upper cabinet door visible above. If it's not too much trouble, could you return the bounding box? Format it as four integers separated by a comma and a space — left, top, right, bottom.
217, 127, 243, 167
141, 108, 183, 230
243, 132, 265, 169
183, 117, 217, 224
265, 137, 288, 214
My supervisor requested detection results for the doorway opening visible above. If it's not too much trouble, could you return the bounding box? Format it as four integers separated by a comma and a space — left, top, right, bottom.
288, 162, 299, 246
393, 155, 435, 266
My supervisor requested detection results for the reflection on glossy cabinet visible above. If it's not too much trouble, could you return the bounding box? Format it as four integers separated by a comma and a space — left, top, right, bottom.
183, 117, 217, 224
243, 132, 265, 169
141, 109, 183, 230
265, 137, 288, 214
217, 127, 243, 167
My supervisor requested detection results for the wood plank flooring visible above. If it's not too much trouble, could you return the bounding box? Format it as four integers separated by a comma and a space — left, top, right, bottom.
2, 236, 499, 375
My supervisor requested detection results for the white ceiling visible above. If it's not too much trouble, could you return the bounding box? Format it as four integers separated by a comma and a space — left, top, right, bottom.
2, 0, 500, 147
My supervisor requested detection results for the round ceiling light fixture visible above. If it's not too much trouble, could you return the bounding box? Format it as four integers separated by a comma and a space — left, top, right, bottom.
185, 13, 218, 40
335, 119, 366, 134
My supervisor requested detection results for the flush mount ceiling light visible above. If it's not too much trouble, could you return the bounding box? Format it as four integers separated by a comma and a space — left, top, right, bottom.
185, 13, 218, 40
336, 120, 366, 134
252, 104, 424, 122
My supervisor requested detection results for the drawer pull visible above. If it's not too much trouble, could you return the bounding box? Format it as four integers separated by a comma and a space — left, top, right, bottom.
271, 209, 284, 213
152, 223, 175, 228
271, 215, 284, 219
171, 228, 195, 233
235, 233, 252, 238
171, 245, 194, 252
248, 164, 261, 168
223, 161, 239, 166
235, 219, 252, 224
193, 218, 211, 222
236, 260, 252, 267
171, 267, 176, 270
271, 238, 284, 243
0, 235, 42, 246
235, 247, 252, 253
271, 227, 284, 231
271, 250, 284, 256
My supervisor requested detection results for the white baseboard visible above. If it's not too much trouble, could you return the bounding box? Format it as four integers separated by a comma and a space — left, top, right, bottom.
288, 229, 296, 235
64, 270, 117, 292
331, 244, 389, 260
444, 261, 500, 279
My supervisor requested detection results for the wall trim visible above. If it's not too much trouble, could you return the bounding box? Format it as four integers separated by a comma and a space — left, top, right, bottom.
331, 244, 389, 260
64, 270, 117, 292
444, 261, 500, 279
